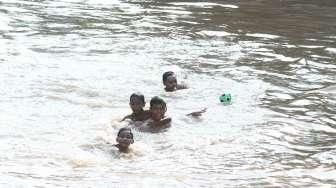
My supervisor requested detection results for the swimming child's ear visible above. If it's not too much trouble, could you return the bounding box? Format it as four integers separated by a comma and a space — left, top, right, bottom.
130, 139, 134, 144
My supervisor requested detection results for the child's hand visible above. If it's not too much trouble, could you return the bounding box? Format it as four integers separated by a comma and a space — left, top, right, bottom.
186, 108, 207, 117
147, 117, 171, 127
161, 117, 172, 124
120, 114, 131, 122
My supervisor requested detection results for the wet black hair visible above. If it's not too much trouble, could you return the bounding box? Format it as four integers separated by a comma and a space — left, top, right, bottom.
117, 127, 133, 139
130, 92, 145, 103
150, 96, 167, 110
162, 71, 175, 83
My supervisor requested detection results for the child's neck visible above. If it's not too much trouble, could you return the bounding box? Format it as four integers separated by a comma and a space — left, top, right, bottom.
133, 109, 144, 115
165, 87, 176, 92
116, 144, 130, 153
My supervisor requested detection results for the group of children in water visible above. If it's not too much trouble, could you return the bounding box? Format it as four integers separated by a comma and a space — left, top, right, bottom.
114, 71, 206, 153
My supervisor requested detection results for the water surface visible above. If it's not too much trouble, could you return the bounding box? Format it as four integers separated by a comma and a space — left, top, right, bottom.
1, 0, 336, 187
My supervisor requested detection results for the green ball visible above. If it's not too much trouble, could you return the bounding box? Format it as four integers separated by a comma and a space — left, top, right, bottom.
219, 93, 232, 104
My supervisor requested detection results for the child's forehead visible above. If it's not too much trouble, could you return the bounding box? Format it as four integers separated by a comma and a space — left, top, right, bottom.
167, 75, 176, 80
151, 103, 164, 108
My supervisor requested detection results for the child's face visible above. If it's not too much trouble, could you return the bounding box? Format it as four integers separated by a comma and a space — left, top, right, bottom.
116, 130, 134, 147
129, 97, 145, 113
164, 75, 177, 91
150, 104, 166, 121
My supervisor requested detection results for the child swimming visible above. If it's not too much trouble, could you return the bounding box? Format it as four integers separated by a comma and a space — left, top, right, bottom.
162, 71, 188, 92
162, 71, 206, 117
114, 127, 134, 153
140, 96, 171, 132
121, 93, 151, 122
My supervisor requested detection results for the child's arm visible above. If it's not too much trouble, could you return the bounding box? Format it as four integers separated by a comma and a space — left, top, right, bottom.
159, 117, 172, 125
186, 108, 207, 117
148, 117, 172, 127
120, 114, 132, 122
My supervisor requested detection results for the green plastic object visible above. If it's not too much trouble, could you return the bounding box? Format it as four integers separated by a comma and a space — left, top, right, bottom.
219, 93, 232, 105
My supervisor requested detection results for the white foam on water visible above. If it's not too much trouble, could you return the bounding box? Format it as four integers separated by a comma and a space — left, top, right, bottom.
0, 15, 12, 31
81, 0, 121, 4
197, 30, 236, 37
299, 45, 325, 48
1, 0, 336, 187
326, 48, 336, 54
170, 2, 238, 9
290, 99, 312, 106
246, 33, 280, 39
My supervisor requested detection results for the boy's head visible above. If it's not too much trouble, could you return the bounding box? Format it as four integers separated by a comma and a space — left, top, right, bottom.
116, 127, 134, 148
150, 96, 167, 121
129, 93, 145, 113
162, 71, 177, 91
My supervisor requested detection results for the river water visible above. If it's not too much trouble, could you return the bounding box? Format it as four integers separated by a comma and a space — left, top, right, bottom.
1, 0, 336, 187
